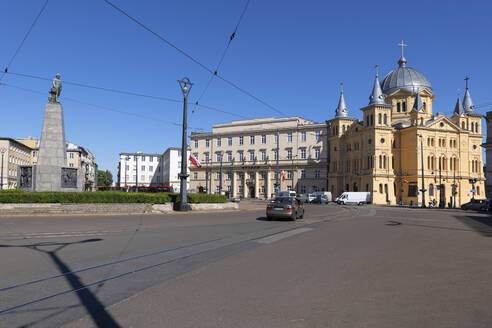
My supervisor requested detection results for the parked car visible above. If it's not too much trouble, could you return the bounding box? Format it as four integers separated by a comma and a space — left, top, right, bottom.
312, 191, 332, 202
311, 194, 330, 204
461, 199, 488, 211
266, 197, 304, 221
278, 191, 296, 197
335, 192, 371, 205
297, 194, 308, 203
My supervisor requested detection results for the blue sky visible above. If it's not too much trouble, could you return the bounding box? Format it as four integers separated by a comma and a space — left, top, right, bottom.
1, 0, 491, 178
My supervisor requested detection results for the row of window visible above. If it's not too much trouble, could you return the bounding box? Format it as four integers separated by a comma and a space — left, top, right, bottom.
123, 175, 161, 182
193, 170, 322, 180
199, 148, 321, 163
124, 155, 160, 162
461, 121, 479, 133
195, 131, 322, 148
124, 165, 161, 172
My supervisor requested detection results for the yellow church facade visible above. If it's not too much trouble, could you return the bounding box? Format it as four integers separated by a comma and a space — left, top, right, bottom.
327, 53, 484, 207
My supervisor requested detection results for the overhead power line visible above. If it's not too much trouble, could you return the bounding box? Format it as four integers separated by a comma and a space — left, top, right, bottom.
3, 70, 249, 119
101, 0, 289, 118
195, 0, 251, 106
0, 0, 49, 82
0, 82, 205, 130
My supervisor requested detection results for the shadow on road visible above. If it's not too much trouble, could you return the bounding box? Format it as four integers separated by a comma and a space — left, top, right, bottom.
453, 214, 492, 237
0, 238, 121, 327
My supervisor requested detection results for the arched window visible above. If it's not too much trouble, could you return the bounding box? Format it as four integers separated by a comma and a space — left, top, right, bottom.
477, 186, 480, 195
378, 113, 382, 124
397, 103, 401, 112
420, 118, 424, 125
392, 156, 394, 169
429, 184, 434, 196
379, 184, 383, 193
342, 125, 345, 133
370, 115, 374, 126
383, 155, 386, 169
402, 102, 407, 112
379, 155, 382, 169
384, 114, 388, 125
336, 126, 339, 135
384, 184, 388, 195
427, 156, 430, 169
475, 123, 479, 133
462, 122, 465, 129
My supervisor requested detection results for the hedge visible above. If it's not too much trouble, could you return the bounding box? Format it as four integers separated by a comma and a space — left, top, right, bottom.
0, 191, 226, 204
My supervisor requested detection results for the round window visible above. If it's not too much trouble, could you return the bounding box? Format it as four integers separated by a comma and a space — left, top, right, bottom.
473, 145, 477, 149
440, 122, 444, 127
380, 138, 385, 144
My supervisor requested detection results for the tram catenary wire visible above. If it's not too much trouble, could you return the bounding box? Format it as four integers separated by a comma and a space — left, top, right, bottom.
0, 0, 49, 82
101, 0, 290, 118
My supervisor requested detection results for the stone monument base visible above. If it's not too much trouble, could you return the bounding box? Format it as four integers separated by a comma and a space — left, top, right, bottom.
18, 165, 83, 192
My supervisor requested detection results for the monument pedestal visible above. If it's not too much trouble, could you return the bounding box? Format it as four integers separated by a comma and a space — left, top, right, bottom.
32, 101, 82, 192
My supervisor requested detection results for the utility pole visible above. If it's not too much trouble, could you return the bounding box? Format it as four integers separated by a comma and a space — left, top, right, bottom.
417, 134, 426, 207
178, 77, 193, 211
275, 131, 279, 196
0, 148, 6, 189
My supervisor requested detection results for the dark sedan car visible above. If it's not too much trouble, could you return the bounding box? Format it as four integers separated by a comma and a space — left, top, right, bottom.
461, 199, 489, 211
266, 197, 304, 221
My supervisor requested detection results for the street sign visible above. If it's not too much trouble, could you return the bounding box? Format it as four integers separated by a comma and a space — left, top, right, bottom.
471, 189, 476, 193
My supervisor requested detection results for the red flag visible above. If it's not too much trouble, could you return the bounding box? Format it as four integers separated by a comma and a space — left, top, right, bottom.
281, 171, 286, 182
189, 153, 202, 169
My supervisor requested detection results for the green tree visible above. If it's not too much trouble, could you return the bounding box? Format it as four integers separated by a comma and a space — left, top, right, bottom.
97, 170, 113, 187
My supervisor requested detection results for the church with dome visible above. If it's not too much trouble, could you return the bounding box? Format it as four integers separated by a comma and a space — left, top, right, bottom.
327, 51, 484, 206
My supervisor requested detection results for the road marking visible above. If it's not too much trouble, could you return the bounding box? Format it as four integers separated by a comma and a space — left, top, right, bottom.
256, 227, 313, 244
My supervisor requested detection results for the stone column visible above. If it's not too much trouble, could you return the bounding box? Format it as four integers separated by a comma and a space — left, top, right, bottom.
254, 171, 259, 198
265, 170, 271, 199
242, 171, 248, 198
232, 171, 237, 198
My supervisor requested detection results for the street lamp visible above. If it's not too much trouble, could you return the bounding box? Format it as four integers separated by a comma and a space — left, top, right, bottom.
178, 77, 193, 211
417, 134, 426, 207
0, 148, 6, 190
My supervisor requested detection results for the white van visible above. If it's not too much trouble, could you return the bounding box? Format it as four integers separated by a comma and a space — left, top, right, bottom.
335, 192, 371, 205
278, 191, 296, 198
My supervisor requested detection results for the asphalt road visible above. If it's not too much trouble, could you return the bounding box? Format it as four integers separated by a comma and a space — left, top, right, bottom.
1, 203, 492, 327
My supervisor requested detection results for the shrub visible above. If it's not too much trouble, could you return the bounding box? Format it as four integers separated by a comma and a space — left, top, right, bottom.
0, 191, 177, 204
0, 191, 226, 204
179, 193, 227, 204
0, 188, 24, 194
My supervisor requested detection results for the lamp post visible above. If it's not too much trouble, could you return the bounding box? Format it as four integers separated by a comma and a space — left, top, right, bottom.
178, 77, 193, 211
0, 148, 6, 189
417, 134, 426, 207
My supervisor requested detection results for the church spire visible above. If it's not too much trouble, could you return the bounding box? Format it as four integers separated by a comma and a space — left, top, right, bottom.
412, 89, 424, 111
369, 64, 385, 105
398, 40, 408, 67
335, 82, 349, 118
462, 76, 475, 113
454, 89, 464, 115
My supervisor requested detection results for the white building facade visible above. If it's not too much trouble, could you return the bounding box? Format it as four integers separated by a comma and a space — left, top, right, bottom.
117, 148, 189, 191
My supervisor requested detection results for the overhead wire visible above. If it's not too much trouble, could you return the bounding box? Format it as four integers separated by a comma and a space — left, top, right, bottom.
194, 0, 251, 108
2, 71, 250, 120
0, 0, 49, 82
101, 0, 290, 118
0, 82, 205, 131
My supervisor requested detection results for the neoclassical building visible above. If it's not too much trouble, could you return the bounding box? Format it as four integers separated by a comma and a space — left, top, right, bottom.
189, 51, 484, 206
189, 117, 328, 198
